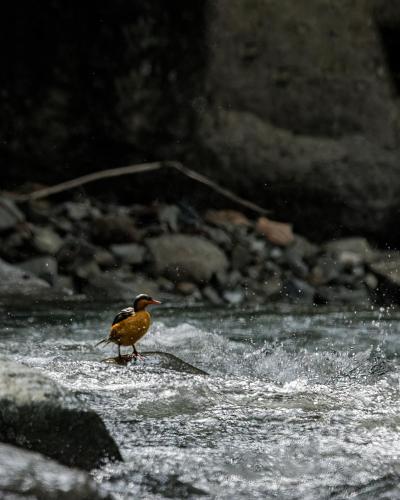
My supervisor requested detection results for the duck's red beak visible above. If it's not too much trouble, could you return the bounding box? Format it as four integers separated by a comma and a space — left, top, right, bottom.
148, 299, 162, 305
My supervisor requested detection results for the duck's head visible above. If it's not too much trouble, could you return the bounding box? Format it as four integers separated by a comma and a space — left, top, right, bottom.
133, 293, 162, 312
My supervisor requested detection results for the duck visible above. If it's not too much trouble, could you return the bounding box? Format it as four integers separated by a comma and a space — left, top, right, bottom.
96, 294, 161, 359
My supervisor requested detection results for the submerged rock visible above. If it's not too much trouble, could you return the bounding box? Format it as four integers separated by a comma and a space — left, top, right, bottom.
0, 360, 121, 470
0, 443, 111, 499
102, 352, 208, 376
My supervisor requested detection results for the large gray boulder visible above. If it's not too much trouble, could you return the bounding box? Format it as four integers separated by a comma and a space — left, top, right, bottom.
0, 443, 111, 499
146, 234, 228, 283
0, 361, 121, 470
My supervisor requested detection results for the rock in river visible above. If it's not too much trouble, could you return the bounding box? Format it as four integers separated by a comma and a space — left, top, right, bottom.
0, 443, 111, 499
147, 234, 228, 283
0, 360, 121, 470
102, 352, 208, 376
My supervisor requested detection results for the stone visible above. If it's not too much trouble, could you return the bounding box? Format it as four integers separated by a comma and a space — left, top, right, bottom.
158, 204, 180, 232
74, 260, 101, 280
201, 225, 232, 249
146, 234, 228, 283
370, 253, 400, 285
102, 351, 208, 376
246, 265, 262, 281
0, 360, 121, 470
202, 285, 224, 305
249, 238, 268, 260
0, 197, 25, 232
256, 217, 294, 246
285, 235, 319, 261
365, 273, 379, 290
323, 237, 377, 263
262, 275, 283, 298
57, 237, 96, 268
94, 248, 116, 268
204, 209, 250, 228
157, 276, 175, 292
19, 256, 58, 286
225, 270, 243, 288
176, 281, 199, 296
32, 226, 64, 255
92, 215, 138, 245
0, 258, 49, 297
223, 289, 244, 305
64, 201, 98, 221
0, 443, 111, 499
310, 255, 343, 286
315, 284, 370, 305
110, 243, 146, 265
282, 277, 315, 303
231, 243, 252, 270
57, 274, 75, 294
83, 272, 159, 301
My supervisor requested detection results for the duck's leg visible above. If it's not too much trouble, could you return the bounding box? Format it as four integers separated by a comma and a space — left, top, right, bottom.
132, 344, 144, 361
118, 344, 121, 359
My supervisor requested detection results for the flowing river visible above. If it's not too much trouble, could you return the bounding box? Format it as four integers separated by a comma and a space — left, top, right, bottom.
3, 303, 400, 499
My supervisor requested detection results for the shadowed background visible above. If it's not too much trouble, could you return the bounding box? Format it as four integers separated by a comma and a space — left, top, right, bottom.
2, 0, 400, 243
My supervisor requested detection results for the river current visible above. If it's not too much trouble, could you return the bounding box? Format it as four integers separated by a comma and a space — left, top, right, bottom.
3, 303, 400, 499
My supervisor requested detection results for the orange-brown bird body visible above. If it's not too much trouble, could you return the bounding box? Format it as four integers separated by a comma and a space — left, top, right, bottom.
96, 294, 161, 358
109, 310, 151, 346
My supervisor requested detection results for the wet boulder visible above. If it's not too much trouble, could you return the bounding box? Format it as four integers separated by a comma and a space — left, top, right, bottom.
19, 256, 58, 286
0, 443, 111, 499
0, 360, 121, 470
323, 237, 377, 264
110, 242, 146, 265
91, 215, 138, 245
146, 234, 228, 283
369, 252, 400, 304
0, 257, 50, 297
32, 226, 64, 255
102, 351, 208, 376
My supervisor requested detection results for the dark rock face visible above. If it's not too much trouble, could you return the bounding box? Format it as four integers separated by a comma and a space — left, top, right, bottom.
198, 109, 400, 243
205, 0, 398, 142
0, 0, 206, 187
0, 361, 121, 470
3, 1, 400, 243
0, 443, 111, 499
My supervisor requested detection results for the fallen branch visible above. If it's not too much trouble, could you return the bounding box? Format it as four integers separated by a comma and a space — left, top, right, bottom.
12, 161, 268, 215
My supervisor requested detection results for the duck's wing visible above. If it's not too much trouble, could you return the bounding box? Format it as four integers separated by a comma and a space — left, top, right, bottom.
112, 307, 135, 326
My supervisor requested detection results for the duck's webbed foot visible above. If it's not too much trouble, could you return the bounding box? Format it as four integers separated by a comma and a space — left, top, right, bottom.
131, 345, 144, 361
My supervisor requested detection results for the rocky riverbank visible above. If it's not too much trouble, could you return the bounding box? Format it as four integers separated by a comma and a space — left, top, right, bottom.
1, 195, 399, 308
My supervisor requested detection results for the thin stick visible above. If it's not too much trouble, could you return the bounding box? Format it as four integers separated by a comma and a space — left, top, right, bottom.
12, 161, 268, 215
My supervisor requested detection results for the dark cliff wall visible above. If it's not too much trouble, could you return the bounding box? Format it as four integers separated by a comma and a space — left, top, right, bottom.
2, 1, 400, 244
1, 1, 206, 186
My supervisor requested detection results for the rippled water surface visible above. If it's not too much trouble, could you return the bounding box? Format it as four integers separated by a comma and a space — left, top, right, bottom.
3, 303, 400, 499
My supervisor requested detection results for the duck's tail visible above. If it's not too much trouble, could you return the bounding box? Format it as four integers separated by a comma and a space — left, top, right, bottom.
95, 337, 111, 348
